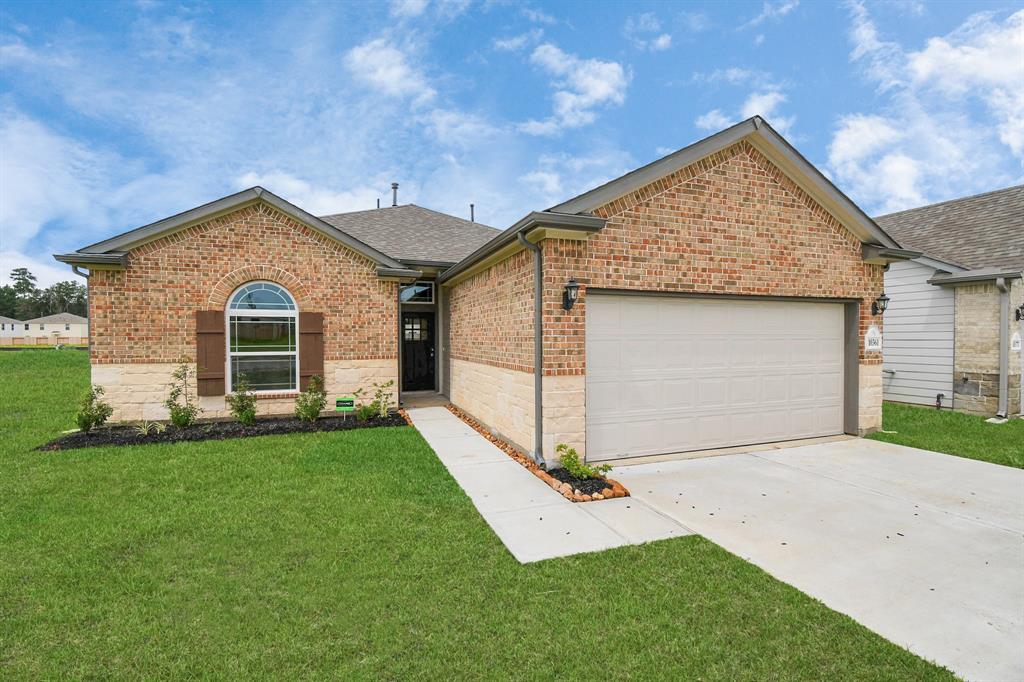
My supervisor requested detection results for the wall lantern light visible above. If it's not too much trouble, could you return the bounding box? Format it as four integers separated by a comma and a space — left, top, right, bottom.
1016, 303, 1024, 322
872, 293, 890, 316
563, 278, 581, 311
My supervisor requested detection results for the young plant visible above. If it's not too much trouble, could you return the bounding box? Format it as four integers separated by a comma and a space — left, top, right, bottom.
76, 385, 114, 433
295, 375, 327, 423
164, 360, 202, 428
370, 379, 395, 418
227, 375, 257, 426
134, 420, 166, 436
556, 443, 611, 480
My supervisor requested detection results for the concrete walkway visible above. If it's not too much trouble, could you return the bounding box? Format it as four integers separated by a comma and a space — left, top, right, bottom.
613, 438, 1024, 682
406, 406, 691, 563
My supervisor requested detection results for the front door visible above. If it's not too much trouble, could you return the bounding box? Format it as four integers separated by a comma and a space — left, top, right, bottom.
402, 312, 435, 391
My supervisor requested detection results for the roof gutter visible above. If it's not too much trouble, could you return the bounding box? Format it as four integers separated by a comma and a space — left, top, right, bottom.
516, 231, 545, 466
439, 211, 605, 285
53, 252, 128, 269
376, 266, 423, 282
861, 245, 922, 265
928, 268, 1024, 286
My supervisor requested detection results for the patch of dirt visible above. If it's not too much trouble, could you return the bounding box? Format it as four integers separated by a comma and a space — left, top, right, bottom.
38, 412, 408, 451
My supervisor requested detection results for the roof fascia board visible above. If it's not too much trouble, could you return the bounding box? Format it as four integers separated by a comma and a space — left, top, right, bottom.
913, 254, 967, 273
861, 245, 922, 265
438, 211, 604, 285
77, 187, 406, 270
53, 252, 128, 270
548, 116, 900, 249
376, 266, 423, 282
928, 268, 1023, 285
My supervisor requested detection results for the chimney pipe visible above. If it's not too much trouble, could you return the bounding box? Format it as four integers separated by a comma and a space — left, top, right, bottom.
376, 198, 380, 209
470, 203, 475, 222
391, 182, 399, 207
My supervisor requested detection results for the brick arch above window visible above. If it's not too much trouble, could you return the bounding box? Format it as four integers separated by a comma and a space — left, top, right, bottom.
208, 265, 309, 309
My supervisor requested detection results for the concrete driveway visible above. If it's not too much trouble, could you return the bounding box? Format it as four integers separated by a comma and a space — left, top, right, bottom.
613, 438, 1024, 682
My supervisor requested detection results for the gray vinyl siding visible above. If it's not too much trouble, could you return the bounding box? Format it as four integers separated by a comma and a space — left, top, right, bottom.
882, 260, 955, 407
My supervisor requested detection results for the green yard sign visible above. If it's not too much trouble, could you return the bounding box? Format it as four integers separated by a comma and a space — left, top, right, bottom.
335, 397, 355, 413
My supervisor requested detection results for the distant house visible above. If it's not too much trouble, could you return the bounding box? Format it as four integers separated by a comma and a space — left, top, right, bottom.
875, 186, 1023, 417
17, 313, 89, 345
0, 315, 21, 338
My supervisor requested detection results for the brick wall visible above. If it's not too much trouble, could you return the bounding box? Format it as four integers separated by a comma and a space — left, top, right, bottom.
541, 142, 884, 375
953, 280, 1023, 415
88, 201, 397, 364
447, 249, 535, 372
446, 139, 886, 456
86, 201, 399, 420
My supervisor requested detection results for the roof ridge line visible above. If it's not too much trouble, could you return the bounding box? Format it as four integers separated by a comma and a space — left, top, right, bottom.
874, 183, 1024, 219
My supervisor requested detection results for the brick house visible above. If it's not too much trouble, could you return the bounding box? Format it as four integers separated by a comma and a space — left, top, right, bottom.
55, 117, 920, 465
876, 186, 1023, 417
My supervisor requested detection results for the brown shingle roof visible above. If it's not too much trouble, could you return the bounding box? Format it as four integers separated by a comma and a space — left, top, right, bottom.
319, 204, 500, 265
873, 185, 1023, 270
24, 313, 88, 324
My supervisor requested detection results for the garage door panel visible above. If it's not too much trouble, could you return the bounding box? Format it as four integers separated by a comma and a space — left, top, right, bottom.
586, 295, 845, 461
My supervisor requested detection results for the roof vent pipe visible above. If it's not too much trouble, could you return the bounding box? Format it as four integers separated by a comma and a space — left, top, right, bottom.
470, 203, 475, 222
391, 182, 399, 207
377, 198, 380, 209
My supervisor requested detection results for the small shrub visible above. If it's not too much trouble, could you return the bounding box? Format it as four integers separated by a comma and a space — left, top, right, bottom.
370, 379, 395, 418
76, 386, 114, 433
227, 376, 257, 425
557, 443, 611, 480
295, 375, 327, 423
355, 403, 376, 422
164, 360, 202, 428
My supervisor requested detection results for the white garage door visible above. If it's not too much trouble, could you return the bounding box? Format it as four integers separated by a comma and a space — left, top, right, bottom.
586, 294, 845, 462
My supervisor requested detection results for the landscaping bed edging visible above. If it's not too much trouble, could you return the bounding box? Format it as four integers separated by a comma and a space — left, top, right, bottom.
39, 411, 409, 451
445, 404, 629, 503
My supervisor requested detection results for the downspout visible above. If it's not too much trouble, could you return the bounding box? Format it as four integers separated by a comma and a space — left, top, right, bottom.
70, 266, 90, 351
396, 284, 403, 407
995, 277, 1009, 418
517, 231, 544, 466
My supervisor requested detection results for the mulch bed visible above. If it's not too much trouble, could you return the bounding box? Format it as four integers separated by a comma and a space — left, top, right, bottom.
38, 412, 409, 451
445, 404, 629, 503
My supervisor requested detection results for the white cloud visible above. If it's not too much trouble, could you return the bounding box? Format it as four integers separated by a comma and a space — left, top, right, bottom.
234, 172, 384, 215
694, 88, 794, 135
493, 29, 543, 52
344, 38, 436, 103
829, 4, 1023, 213
423, 109, 501, 147
520, 43, 630, 135
623, 13, 672, 51
522, 7, 556, 25
740, 90, 794, 133
520, 170, 562, 196
678, 11, 710, 33
695, 109, 733, 131
390, 0, 428, 18
741, 1, 799, 30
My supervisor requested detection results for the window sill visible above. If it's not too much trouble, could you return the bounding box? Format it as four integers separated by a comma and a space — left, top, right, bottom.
252, 392, 299, 400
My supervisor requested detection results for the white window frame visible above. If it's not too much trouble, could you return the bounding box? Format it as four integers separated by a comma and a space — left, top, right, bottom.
226, 281, 299, 394
65, 323, 71, 331
400, 280, 435, 305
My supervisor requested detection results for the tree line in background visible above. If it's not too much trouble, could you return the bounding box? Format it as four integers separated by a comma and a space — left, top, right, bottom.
0, 268, 88, 320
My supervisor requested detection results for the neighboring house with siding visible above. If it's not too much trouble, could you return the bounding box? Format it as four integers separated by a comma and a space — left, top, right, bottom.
19, 313, 89, 344
875, 185, 1023, 417
54, 117, 918, 465
0, 315, 22, 338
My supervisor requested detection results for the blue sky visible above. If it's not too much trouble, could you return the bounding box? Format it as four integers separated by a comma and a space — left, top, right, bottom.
1, 0, 1021, 285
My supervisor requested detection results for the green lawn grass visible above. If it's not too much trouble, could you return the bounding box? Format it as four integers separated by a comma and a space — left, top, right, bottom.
871, 401, 1024, 469
0, 350, 954, 679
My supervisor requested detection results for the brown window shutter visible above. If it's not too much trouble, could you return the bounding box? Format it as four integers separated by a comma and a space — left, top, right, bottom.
196, 310, 226, 396
299, 312, 324, 391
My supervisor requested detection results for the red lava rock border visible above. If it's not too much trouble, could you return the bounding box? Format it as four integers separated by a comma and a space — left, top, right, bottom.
445, 404, 629, 503
397, 408, 414, 426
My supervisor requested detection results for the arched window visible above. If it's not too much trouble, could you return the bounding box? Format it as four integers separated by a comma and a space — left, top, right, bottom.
227, 282, 298, 392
